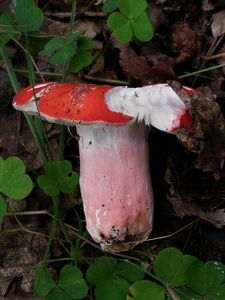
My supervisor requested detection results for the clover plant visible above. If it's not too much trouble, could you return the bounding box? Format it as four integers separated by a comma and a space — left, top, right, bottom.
107, 0, 154, 43
37, 160, 79, 198
0, 155, 33, 218
35, 264, 88, 299
85, 247, 225, 300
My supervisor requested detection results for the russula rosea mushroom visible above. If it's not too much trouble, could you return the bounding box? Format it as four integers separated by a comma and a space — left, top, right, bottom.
12, 81, 192, 252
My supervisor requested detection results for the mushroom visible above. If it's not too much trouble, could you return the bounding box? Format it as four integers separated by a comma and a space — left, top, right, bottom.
12, 81, 192, 252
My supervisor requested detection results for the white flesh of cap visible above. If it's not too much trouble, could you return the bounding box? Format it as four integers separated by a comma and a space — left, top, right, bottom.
105, 84, 186, 132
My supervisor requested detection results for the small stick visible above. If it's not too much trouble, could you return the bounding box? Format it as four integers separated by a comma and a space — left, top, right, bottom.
145, 219, 199, 242
6, 210, 49, 216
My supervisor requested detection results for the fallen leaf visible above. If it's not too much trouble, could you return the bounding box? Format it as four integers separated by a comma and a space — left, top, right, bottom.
140, 42, 175, 66
49, 0, 73, 11
202, 0, 214, 11
111, 40, 176, 84
202, 0, 225, 11
41, 16, 69, 36
212, 10, 225, 37
75, 19, 101, 38
0, 276, 13, 297
88, 53, 105, 75
169, 81, 225, 178
168, 194, 225, 229
142, 62, 176, 85
119, 44, 152, 81
149, 2, 166, 29
170, 22, 197, 63
166, 159, 225, 228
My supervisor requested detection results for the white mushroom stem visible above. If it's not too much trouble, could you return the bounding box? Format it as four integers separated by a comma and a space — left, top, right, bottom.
76, 122, 153, 252
105, 84, 189, 132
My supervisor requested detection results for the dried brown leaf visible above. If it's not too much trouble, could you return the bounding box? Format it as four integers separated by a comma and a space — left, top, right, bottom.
88, 53, 105, 75
212, 10, 225, 37
75, 19, 101, 38
169, 81, 225, 178
141, 42, 175, 66
111, 40, 176, 84
202, 0, 214, 11
203, 0, 225, 11
171, 22, 197, 63
119, 44, 152, 81
49, 0, 72, 11
142, 63, 176, 85
166, 161, 225, 228
149, 3, 167, 29
168, 194, 225, 228
41, 17, 69, 35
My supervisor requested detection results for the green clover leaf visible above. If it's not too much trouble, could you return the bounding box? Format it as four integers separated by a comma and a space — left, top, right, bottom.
59, 265, 88, 299
107, 0, 153, 43
107, 12, 132, 43
95, 276, 130, 300
127, 280, 165, 300
34, 264, 56, 297
186, 260, 225, 295
131, 11, 154, 42
102, 0, 119, 13
0, 194, 7, 219
39, 34, 79, 65
46, 287, 74, 300
69, 36, 95, 73
153, 247, 199, 286
37, 160, 79, 197
0, 13, 16, 45
0, 156, 33, 200
87, 257, 145, 300
15, 0, 44, 32
118, 0, 147, 18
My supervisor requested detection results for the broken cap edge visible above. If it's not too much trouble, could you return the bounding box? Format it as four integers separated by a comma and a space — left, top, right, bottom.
105, 83, 193, 132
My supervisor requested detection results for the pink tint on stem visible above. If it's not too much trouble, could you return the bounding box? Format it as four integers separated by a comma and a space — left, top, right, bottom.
76, 123, 153, 252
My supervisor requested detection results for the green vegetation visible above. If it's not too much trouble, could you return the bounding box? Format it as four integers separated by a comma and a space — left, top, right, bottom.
0, 1, 224, 299
107, 0, 154, 43
35, 264, 88, 299
0, 156, 33, 218
34, 247, 225, 299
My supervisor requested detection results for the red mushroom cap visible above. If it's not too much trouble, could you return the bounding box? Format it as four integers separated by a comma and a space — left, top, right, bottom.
13, 82, 55, 108
12, 82, 133, 125
171, 85, 193, 131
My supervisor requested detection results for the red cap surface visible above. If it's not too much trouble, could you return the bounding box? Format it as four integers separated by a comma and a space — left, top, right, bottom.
170, 85, 194, 131
12, 82, 55, 108
13, 82, 133, 125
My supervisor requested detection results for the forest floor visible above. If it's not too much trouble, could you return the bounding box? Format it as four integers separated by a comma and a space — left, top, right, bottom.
1, 0, 225, 299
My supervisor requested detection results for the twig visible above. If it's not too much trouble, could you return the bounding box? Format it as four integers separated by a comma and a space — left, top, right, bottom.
191, 34, 224, 85
145, 219, 199, 242
43, 196, 59, 262
0, 227, 48, 238
202, 52, 225, 60
45, 11, 106, 18
12, 68, 63, 77
6, 210, 49, 216
59, 0, 77, 160
178, 63, 225, 78
167, 287, 181, 300
10, 35, 45, 81
82, 75, 128, 85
